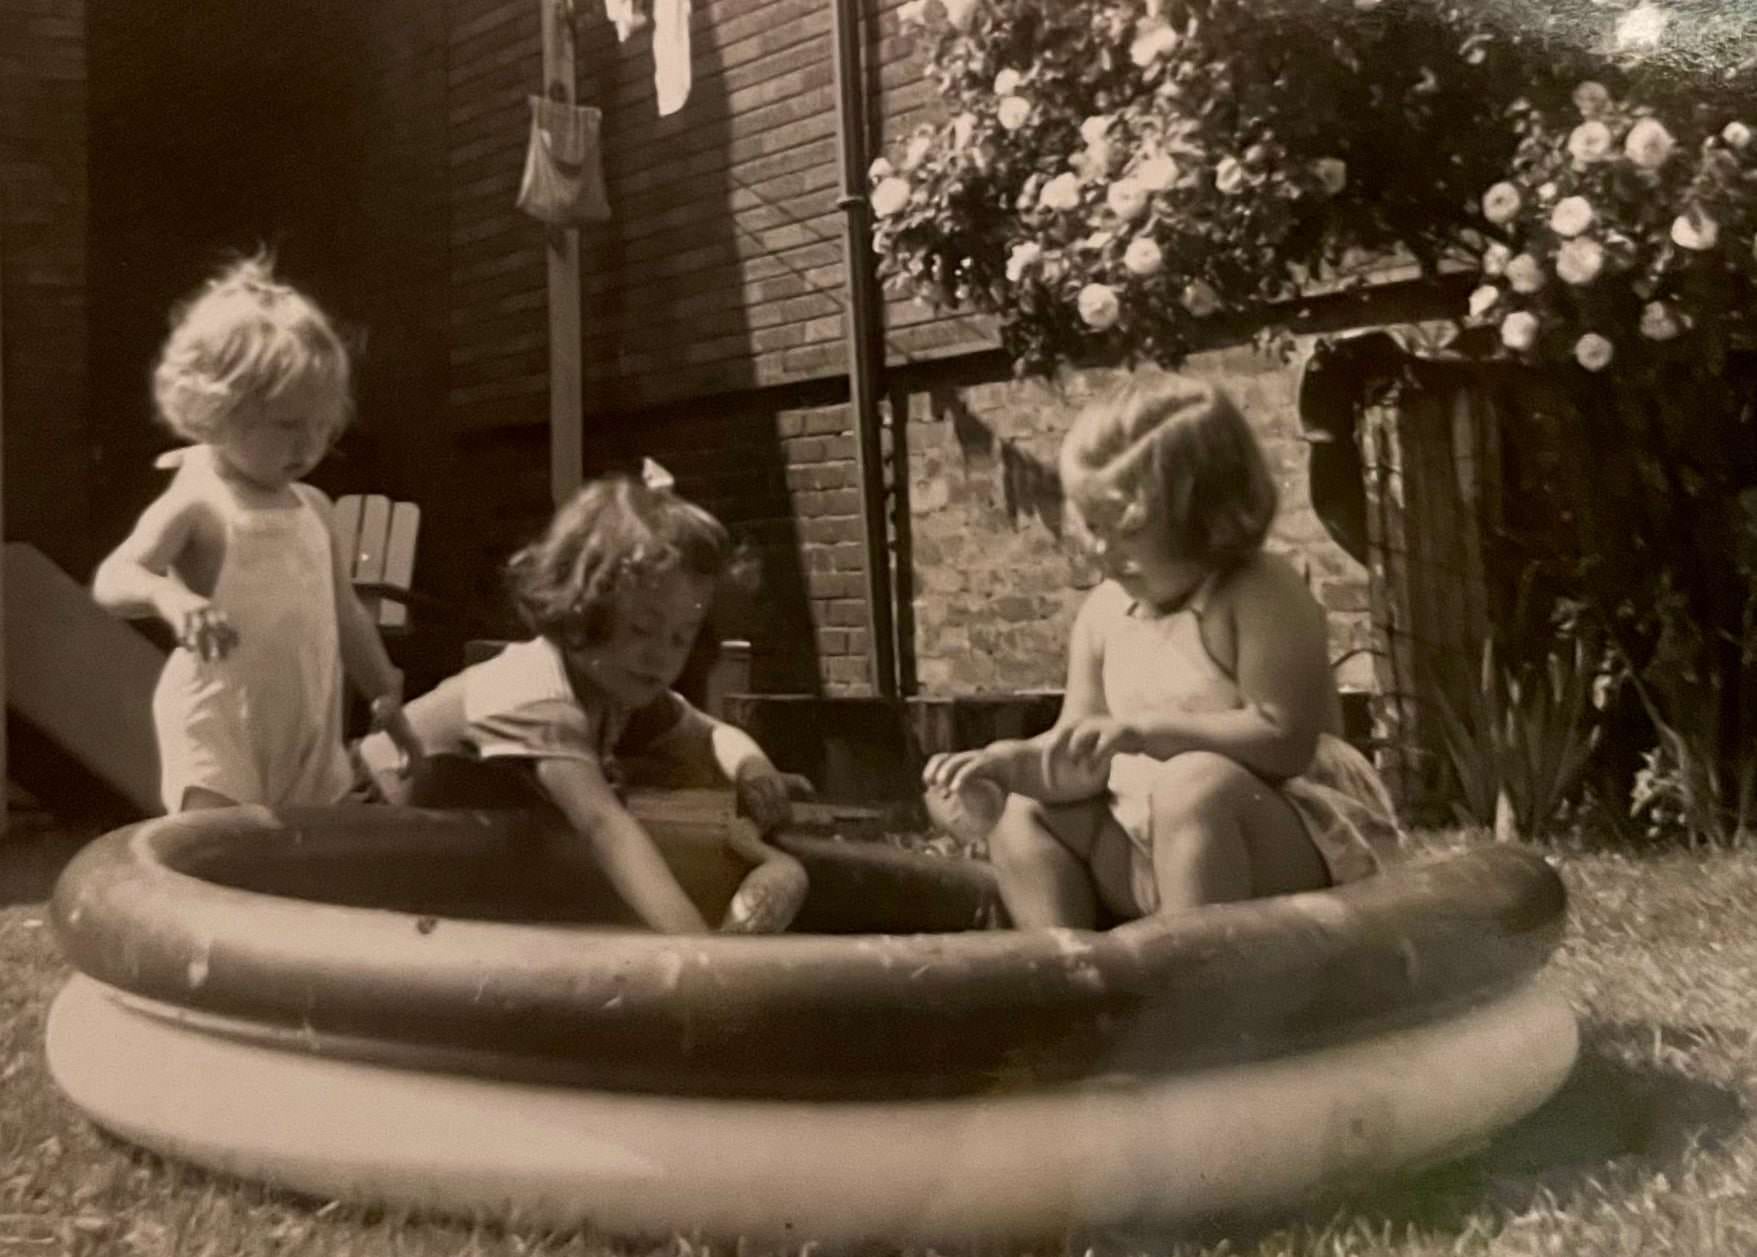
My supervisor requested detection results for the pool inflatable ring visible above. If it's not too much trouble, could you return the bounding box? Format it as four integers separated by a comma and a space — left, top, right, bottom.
46, 802, 1577, 1242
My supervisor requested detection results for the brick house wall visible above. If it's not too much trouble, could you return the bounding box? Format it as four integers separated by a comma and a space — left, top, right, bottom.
0, 0, 89, 573
75, 0, 1388, 706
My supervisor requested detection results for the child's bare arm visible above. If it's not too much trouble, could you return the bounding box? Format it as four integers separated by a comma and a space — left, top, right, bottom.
302, 486, 423, 773
535, 756, 709, 933
93, 484, 236, 658
632, 697, 810, 831
301, 487, 405, 702
924, 594, 1110, 800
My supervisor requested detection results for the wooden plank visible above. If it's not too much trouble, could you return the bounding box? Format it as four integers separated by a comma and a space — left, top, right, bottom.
382, 503, 421, 632
541, 0, 583, 507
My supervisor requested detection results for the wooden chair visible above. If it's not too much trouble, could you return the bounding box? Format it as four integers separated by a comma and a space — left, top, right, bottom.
334, 494, 422, 633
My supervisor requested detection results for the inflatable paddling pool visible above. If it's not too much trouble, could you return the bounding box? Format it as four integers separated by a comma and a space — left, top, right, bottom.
46, 799, 1577, 1243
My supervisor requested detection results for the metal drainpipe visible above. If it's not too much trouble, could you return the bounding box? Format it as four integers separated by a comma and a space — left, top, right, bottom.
829, 0, 899, 700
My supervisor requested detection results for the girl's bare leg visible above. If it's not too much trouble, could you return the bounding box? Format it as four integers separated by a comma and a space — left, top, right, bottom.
1145, 751, 1326, 913
986, 794, 1127, 929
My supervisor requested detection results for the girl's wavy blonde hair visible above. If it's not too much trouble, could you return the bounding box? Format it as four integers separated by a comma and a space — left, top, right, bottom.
507, 475, 740, 647
152, 251, 354, 443
1060, 373, 1278, 572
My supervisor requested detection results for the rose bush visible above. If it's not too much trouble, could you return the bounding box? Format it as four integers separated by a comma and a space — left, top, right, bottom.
870, 0, 1532, 374
1464, 79, 1757, 378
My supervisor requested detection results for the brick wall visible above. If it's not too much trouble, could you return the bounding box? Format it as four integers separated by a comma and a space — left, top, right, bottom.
0, 0, 88, 572
567, 0, 988, 414
900, 344, 1375, 698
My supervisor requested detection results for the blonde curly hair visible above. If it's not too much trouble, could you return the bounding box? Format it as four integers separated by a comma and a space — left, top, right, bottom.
152, 251, 353, 444
1061, 373, 1278, 572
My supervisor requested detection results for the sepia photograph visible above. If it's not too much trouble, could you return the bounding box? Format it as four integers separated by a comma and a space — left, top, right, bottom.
2, 0, 1755, 1252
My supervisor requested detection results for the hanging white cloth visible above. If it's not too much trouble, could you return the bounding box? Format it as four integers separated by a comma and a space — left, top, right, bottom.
652, 0, 693, 116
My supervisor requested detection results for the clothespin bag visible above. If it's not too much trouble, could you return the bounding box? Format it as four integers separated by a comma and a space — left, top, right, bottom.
516, 95, 612, 225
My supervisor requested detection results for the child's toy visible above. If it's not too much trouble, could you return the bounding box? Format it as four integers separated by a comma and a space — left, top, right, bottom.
46, 793, 1578, 1244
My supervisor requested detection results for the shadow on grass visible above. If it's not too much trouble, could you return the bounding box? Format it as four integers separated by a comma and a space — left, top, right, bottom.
0, 819, 104, 909
1111, 1015, 1751, 1253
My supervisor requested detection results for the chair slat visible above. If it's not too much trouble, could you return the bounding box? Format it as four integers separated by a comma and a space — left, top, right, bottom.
333, 493, 422, 633
333, 496, 364, 573
380, 503, 420, 631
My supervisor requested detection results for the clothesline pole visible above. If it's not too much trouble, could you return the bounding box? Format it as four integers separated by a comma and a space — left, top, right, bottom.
542, 0, 585, 507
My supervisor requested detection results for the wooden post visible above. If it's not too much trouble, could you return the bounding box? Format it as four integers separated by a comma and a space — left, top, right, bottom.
0, 214, 8, 833
541, 0, 584, 507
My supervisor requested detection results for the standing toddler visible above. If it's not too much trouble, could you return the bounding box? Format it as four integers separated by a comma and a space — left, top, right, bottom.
93, 253, 418, 813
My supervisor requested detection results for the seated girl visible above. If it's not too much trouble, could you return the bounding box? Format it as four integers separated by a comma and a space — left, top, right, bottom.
358, 471, 808, 934
924, 375, 1401, 929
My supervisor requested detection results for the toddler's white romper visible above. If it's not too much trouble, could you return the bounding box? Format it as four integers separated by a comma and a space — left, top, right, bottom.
152, 458, 353, 812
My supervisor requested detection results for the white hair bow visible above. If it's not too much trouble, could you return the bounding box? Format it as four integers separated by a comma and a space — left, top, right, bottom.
640, 457, 676, 491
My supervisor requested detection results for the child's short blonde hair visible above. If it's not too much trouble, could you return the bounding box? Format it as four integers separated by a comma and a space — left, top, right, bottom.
1061, 374, 1278, 571
507, 475, 737, 647
152, 252, 354, 443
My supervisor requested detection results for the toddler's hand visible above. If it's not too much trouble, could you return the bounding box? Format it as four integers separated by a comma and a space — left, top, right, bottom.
158, 589, 239, 662
923, 748, 1006, 794
370, 695, 424, 780
1045, 717, 1138, 769
735, 761, 811, 833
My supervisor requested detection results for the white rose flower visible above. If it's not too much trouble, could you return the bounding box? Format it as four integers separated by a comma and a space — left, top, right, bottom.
904, 135, 933, 171
1614, 2, 1667, 53
870, 176, 912, 217
868, 157, 895, 183
1556, 237, 1604, 285
1005, 241, 1042, 283
1574, 333, 1615, 371
1549, 195, 1595, 237
941, 0, 977, 31
1572, 80, 1611, 117
1106, 178, 1149, 221
1123, 236, 1164, 277
1215, 157, 1247, 194
952, 112, 978, 148
1181, 279, 1220, 317
997, 95, 1031, 131
1075, 140, 1113, 184
1130, 22, 1179, 66
1039, 172, 1081, 212
1078, 283, 1120, 330
1537, 181, 1559, 205
1080, 115, 1113, 147
1500, 311, 1539, 351
1468, 285, 1500, 318
1671, 208, 1719, 251
1723, 121, 1752, 150
994, 68, 1021, 96
898, 0, 929, 26
1568, 121, 1613, 164
1311, 158, 1348, 195
1639, 301, 1682, 341
1507, 254, 1546, 294
1482, 242, 1512, 276
1135, 154, 1179, 192
1624, 118, 1676, 169
1482, 181, 1522, 224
